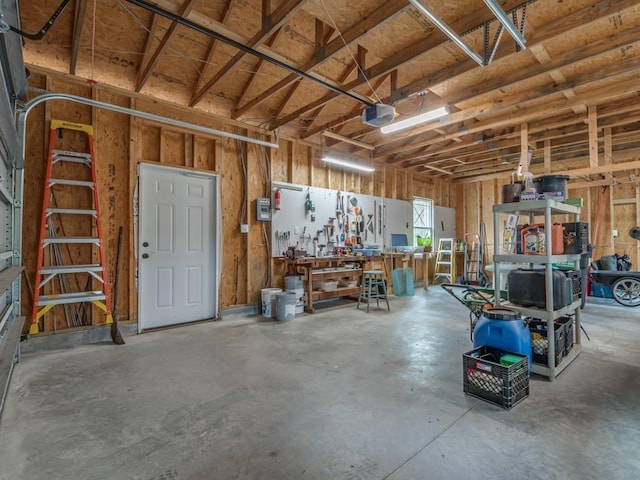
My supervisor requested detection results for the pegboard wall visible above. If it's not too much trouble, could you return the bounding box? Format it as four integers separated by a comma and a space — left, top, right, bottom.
270, 183, 411, 256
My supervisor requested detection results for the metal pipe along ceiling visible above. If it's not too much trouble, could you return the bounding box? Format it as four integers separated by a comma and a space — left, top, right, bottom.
125, 0, 374, 108
17, 91, 279, 157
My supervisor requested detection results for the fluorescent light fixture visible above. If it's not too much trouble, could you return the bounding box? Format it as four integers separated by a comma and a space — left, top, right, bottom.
322, 156, 375, 172
483, 0, 526, 50
380, 106, 449, 134
408, 0, 484, 66
272, 181, 303, 192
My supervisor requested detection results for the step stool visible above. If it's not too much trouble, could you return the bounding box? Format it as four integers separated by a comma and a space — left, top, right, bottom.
357, 270, 390, 312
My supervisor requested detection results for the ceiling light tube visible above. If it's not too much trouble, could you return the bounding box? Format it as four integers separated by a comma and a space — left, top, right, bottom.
322, 156, 375, 172
407, 0, 484, 66
380, 106, 449, 134
483, 0, 526, 50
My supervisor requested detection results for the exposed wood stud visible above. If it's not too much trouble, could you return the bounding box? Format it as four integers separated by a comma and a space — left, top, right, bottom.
604, 127, 613, 165
544, 140, 551, 173
588, 105, 599, 167
520, 123, 529, 174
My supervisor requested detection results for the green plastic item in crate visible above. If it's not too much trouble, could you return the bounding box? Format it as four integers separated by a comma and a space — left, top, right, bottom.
500, 354, 526, 367
552, 263, 575, 269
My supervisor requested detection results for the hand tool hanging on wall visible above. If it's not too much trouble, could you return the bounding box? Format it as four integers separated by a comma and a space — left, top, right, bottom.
336, 191, 342, 215
305, 189, 315, 215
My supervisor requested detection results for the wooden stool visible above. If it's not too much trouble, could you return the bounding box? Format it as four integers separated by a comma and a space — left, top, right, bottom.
357, 270, 390, 312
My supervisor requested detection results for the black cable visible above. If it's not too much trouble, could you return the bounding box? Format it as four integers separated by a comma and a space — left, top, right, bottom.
125, 0, 374, 108
3, 0, 71, 41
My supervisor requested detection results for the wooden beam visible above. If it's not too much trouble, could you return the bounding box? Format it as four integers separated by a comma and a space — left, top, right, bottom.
409, 109, 640, 167
419, 164, 453, 175
190, 0, 307, 106
382, 73, 640, 160
269, 24, 335, 120
377, 53, 640, 151
544, 140, 551, 173
588, 105, 599, 167
136, 0, 199, 92
234, 28, 283, 110
70, 0, 88, 75
234, 0, 409, 118
520, 123, 529, 174
456, 160, 640, 184
604, 127, 613, 165
322, 131, 375, 151
324, 1, 640, 148
190, 0, 234, 100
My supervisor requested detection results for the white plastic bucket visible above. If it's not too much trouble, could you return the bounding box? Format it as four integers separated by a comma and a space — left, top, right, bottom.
261, 288, 282, 318
284, 275, 303, 290
275, 292, 297, 322
288, 287, 305, 315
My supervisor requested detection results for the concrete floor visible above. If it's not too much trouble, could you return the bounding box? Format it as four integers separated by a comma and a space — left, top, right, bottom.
0, 288, 639, 480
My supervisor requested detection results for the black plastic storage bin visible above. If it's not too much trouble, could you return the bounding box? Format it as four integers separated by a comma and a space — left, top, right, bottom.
557, 269, 581, 302
528, 319, 565, 366
463, 345, 529, 409
555, 316, 574, 355
563, 222, 589, 254
507, 269, 572, 309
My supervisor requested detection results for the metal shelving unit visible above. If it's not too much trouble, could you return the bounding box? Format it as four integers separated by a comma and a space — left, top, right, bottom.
492, 199, 582, 381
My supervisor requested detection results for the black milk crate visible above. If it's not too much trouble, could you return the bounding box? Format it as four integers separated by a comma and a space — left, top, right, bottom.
463, 346, 529, 409
563, 222, 589, 254
528, 319, 565, 366
558, 269, 581, 302
555, 316, 574, 356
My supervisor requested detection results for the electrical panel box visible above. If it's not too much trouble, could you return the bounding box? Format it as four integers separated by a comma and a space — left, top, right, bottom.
256, 197, 271, 221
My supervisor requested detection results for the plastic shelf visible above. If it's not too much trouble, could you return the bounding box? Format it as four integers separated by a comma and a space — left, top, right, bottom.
499, 299, 582, 321
492, 199, 580, 215
494, 254, 581, 264
492, 199, 583, 381
531, 345, 582, 378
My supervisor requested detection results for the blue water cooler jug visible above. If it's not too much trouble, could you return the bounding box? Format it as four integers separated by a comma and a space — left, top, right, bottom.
473, 307, 532, 370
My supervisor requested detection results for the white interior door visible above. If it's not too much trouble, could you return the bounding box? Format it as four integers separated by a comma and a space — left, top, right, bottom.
138, 163, 217, 331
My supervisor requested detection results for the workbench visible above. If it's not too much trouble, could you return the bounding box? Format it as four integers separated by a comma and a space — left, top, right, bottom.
285, 256, 382, 312
382, 252, 432, 290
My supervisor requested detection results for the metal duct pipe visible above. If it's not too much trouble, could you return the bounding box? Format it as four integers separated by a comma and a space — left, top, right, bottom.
408, 0, 484, 66
483, 0, 527, 50
125, 0, 374, 108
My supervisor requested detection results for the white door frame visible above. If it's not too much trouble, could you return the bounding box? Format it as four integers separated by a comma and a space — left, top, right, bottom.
137, 162, 221, 332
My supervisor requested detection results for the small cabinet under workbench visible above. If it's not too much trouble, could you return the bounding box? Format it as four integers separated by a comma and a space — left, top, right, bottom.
286, 256, 381, 312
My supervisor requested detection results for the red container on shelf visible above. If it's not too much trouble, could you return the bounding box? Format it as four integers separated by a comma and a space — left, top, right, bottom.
520, 223, 564, 255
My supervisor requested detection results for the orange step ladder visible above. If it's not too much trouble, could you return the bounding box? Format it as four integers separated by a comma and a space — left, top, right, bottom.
29, 120, 112, 334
